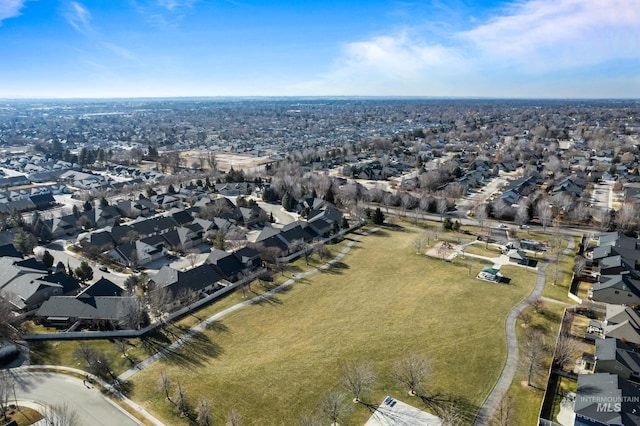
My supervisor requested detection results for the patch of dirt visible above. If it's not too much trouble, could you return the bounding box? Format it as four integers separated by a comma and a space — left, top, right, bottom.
425, 241, 457, 259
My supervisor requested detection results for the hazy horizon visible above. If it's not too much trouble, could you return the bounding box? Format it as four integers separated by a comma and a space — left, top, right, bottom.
1, 0, 639, 99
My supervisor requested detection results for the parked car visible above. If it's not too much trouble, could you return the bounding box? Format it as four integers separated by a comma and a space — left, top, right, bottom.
98, 265, 109, 272
519, 224, 530, 229
498, 223, 508, 229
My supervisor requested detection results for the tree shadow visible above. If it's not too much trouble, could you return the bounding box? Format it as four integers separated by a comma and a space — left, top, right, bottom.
417, 393, 479, 424
26, 340, 58, 365
204, 320, 229, 333
161, 331, 223, 368
250, 292, 283, 306
140, 330, 173, 355
112, 378, 135, 397
320, 261, 349, 274
383, 223, 407, 232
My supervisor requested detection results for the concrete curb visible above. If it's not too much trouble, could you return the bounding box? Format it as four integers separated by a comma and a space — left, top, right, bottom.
14, 365, 164, 426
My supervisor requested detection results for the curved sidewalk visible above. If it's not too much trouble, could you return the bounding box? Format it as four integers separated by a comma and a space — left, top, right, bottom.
118, 227, 377, 382
473, 237, 575, 425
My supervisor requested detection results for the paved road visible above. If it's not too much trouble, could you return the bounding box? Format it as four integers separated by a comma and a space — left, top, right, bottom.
473, 237, 576, 425
8, 369, 142, 426
42, 238, 129, 287
256, 201, 298, 225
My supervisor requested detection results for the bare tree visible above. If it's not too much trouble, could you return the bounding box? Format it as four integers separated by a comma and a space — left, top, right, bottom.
493, 393, 515, 426
118, 293, 143, 330
522, 328, 545, 387
88, 351, 114, 381
553, 331, 580, 371
440, 402, 465, 426
573, 255, 587, 277
519, 311, 532, 328
298, 414, 323, 426
532, 299, 544, 314
515, 198, 529, 227
437, 197, 448, 222
73, 343, 96, 366
0, 370, 14, 421
114, 339, 132, 362
318, 391, 350, 426
195, 397, 212, 426
475, 203, 488, 230
226, 408, 243, 426
615, 202, 638, 231
340, 361, 376, 403
177, 287, 199, 308
537, 202, 553, 230
158, 371, 172, 401
315, 244, 331, 262
413, 236, 426, 254
0, 295, 15, 339
174, 381, 189, 418
147, 285, 171, 318
186, 250, 200, 269
44, 402, 80, 426
392, 353, 430, 396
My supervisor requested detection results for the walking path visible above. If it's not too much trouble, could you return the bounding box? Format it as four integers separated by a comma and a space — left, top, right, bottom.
473, 237, 576, 426
118, 227, 378, 382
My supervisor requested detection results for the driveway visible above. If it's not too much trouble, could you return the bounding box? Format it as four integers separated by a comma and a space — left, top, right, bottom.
42, 239, 127, 287
8, 369, 142, 426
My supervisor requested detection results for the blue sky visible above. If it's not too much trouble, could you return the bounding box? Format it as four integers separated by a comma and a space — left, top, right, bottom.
0, 0, 639, 98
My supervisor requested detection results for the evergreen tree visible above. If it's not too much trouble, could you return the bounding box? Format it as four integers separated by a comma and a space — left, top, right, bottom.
371, 208, 385, 225
75, 261, 94, 283
13, 228, 35, 255
83, 200, 93, 211
42, 250, 55, 268
324, 185, 335, 204
281, 192, 296, 212
214, 229, 226, 250
100, 197, 109, 207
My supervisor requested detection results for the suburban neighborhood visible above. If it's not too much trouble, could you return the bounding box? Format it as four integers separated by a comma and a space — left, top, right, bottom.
0, 98, 640, 425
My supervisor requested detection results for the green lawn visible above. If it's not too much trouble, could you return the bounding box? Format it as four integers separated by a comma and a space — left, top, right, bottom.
29, 335, 167, 376
542, 237, 579, 302
504, 303, 565, 426
129, 226, 537, 426
462, 242, 503, 258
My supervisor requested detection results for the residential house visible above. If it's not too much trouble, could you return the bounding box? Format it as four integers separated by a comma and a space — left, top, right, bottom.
206, 249, 246, 282
109, 238, 165, 267
603, 305, 640, 345
574, 373, 640, 426
590, 274, 640, 305
150, 264, 223, 311
0, 255, 81, 312
35, 295, 124, 328
595, 338, 640, 382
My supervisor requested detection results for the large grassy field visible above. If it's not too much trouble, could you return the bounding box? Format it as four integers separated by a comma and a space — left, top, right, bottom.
128, 226, 537, 425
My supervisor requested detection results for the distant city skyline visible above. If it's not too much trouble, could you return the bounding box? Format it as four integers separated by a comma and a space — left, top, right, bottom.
0, 0, 639, 99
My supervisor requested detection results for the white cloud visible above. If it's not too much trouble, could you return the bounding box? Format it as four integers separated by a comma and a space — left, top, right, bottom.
156, 0, 195, 12
65, 1, 91, 33
0, 0, 27, 24
297, 0, 640, 96
461, 0, 640, 70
